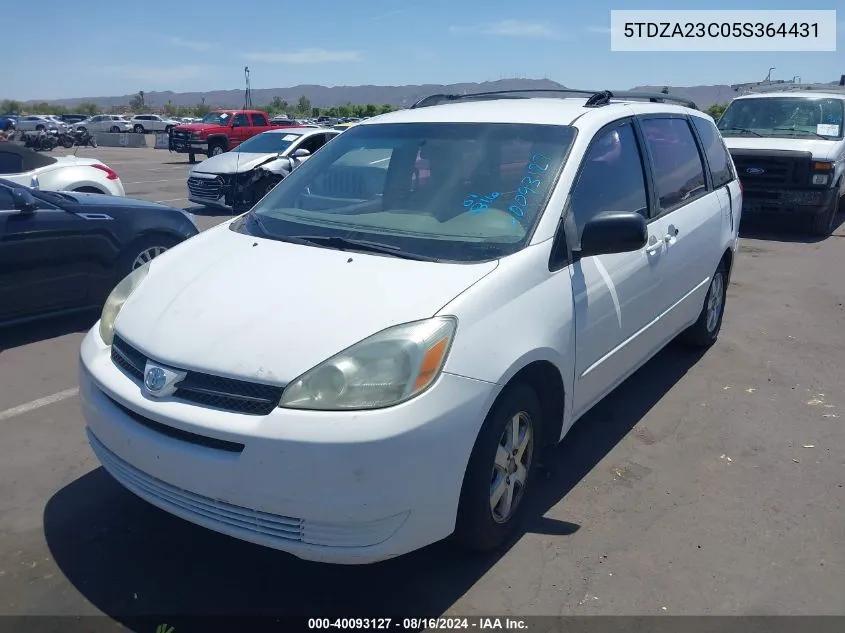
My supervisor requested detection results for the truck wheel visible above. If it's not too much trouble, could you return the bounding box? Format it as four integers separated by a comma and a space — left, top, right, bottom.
188, 153, 197, 163
810, 197, 838, 236
209, 141, 226, 156
133, 124, 145, 134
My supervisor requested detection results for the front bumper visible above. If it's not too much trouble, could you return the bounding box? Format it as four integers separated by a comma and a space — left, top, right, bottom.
79, 326, 497, 564
170, 136, 208, 155
740, 186, 838, 216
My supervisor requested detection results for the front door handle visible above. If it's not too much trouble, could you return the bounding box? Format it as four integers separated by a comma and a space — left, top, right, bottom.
645, 237, 664, 254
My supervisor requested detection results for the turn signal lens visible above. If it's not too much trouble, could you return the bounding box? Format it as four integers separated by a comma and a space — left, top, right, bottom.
812, 161, 834, 171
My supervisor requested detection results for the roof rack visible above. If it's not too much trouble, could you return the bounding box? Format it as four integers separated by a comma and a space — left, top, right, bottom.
409, 88, 698, 110
732, 79, 845, 95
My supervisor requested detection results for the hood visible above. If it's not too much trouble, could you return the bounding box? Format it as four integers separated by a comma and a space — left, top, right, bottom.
114, 224, 498, 384
174, 123, 220, 133
190, 152, 276, 175
60, 191, 180, 210
723, 136, 838, 161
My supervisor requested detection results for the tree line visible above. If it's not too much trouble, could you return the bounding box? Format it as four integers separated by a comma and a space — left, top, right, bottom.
1, 93, 396, 119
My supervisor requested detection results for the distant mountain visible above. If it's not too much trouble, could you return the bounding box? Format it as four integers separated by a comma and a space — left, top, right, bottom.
17, 78, 738, 111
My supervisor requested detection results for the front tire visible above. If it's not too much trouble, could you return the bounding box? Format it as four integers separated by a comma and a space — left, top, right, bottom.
120, 234, 179, 277
209, 141, 226, 156
679, 260, 727, 347
133, 124, 145, 134
188, 153, 197, 163
454, 383, 543, 552
810, 196, 838, 236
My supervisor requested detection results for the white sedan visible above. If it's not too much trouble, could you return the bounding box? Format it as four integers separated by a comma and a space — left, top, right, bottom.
0, 143, 125, 196
74, 115, 134, 134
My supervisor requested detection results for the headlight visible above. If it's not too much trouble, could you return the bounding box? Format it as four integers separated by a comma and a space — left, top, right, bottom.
279, 317, 457, 411
812, 174, 829, 185
98, 262, 151, 345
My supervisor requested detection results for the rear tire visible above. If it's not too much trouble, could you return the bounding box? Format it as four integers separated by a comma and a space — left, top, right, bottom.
453, 383, 543, 552
679, 260, 727, 348
810, 197, 838, 236
110, 126, 120, 133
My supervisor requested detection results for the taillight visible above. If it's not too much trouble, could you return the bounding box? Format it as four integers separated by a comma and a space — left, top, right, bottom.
92, 164, 118, 180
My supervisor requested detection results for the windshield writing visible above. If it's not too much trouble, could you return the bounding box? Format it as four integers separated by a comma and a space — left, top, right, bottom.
236, 122, 576, 263
200, 112, 232, 126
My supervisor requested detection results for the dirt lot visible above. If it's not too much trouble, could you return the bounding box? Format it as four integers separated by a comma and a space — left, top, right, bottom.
0, 146, 843, 624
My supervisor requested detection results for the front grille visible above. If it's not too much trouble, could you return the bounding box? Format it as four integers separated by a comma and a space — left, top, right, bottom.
187, 175, 225, 199
171, 129, 191, 142
111, 335, 285, 415
730, 151, 812, 187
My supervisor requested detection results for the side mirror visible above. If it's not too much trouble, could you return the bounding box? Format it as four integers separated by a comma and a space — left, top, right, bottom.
578, 211, 647, 258
11, 188, 38, 212
290, 148, 311, 158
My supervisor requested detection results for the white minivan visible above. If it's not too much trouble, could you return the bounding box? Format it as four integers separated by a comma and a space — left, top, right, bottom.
79, 90, 742, 564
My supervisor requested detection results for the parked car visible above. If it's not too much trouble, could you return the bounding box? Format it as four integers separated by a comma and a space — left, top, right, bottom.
187, 127, 340, 212
74, 115, 134, 134
16, 115, 68, 133
0, 114, 18, 131
130, 114, 181, 134
168, 109, 275, 163
0, 179, 198, 327
60, 114, 91, 125
268, 117, 300, 127
0, 143, 125, 195
79, 89, 741, 565
718, 83, 845, 235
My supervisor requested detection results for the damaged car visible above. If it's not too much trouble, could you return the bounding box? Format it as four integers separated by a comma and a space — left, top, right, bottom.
186, 127, 339, 213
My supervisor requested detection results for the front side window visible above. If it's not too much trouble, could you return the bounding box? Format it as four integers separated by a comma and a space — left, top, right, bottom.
569, 122, 648, 237
236, 122, 577, 262
718, 97, 844, 139
641, 118, 707, 213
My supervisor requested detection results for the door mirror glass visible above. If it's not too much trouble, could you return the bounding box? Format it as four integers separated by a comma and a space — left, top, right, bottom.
11, 188, 38, 213
578, 211, 647, 257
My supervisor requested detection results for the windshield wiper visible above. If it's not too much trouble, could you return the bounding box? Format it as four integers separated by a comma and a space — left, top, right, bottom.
718, 127, 763, 137
286, 235, 439, 261
772, 127, 829, 139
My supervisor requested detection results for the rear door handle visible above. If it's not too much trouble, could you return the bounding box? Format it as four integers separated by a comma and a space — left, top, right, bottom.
645, 238, 664, 254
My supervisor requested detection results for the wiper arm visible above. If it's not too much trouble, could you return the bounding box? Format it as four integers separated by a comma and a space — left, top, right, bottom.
288, 235, 439, 261
718, 127, 763, 137
772, 127, 828, 139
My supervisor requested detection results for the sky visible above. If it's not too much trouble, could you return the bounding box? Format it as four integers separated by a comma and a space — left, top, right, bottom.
3, 0, 844, 101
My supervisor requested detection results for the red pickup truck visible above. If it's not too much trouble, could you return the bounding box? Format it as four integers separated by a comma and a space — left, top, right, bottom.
168, 109, 278, 162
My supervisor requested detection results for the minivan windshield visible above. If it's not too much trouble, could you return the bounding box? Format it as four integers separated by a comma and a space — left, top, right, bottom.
235, 122, 576, 263
718, 97, 844, 139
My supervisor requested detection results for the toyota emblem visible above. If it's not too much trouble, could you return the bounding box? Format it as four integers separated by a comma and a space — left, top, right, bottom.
144, 366, 166, 392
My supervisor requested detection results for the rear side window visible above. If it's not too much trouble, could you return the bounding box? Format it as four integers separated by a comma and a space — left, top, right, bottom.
251, 114, 269, 126
640, 118, 707, 213
0, 151, 24, 174
691, 116, 734, 188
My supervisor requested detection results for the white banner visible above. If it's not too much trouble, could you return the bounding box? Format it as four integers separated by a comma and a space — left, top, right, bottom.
610, 10, 837, 51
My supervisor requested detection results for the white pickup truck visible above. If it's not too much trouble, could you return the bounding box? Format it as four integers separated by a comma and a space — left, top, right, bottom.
717, 80, 845, 236
129, 114, 180, 134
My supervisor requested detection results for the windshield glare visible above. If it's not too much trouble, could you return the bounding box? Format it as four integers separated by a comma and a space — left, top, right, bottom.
718, 97, 844, 138
238, 122, 576, 262
236, 132, 300, 153
200, 112, 232, 125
